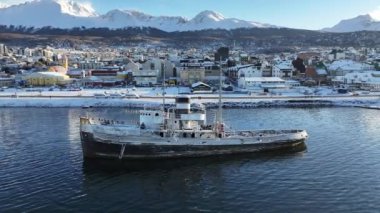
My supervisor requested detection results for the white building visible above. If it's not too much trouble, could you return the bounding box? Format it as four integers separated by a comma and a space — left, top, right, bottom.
327, 60, 373, 76
238, 77, 286, 90
342, 71, 380, 90
272, 60, 294, 78
126, 61, 141, 73
238, 66, 262, 78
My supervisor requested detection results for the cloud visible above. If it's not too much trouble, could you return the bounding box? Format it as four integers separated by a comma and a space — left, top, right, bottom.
369, 6, 380, 21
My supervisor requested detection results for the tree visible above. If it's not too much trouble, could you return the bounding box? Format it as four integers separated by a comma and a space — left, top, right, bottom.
292, 57, 306, 73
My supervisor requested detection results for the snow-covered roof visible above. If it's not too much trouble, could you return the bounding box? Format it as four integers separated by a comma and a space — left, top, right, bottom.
243, 77, 285, 82
239, 66, 261, 73
29, 72, 69, 77
274, 60, 293, 70
344, 71, 380, 83
191, 81, 211, 88
316, 69, 327, 75
328, 60, 373, 71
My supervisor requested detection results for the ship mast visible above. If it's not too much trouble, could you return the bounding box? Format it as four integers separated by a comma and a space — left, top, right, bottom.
162, 62, 166, 112
217, 58, 223, 124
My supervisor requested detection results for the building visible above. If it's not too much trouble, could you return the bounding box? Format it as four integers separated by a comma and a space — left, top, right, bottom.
178, 58, 205, 85
133, 69, 159, 86
0, 77, 15, 87
272, 60, 294, 78
85, 67, 127, 87
327, 60, 373, 76
238, 77, 286, 90
24, 72, 71, 86
203, 61, 222, 84
342, 71, 380, 90
0, 44, 8, 56
67, 69, 87, 79
191, 82, 212, 93
238, 66, 262, 78
328, 49, 345, 61
78, 60, 104, 70
125, 61, 141, 73
226, 64, 262, 82
214, 47, 229, 61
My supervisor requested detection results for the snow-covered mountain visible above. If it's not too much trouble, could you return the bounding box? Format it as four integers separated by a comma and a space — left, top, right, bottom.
100, 9, 188, 32
0, 0, 98, 28
184, 10, 275, 31
0, 3, 9, 9
0, 0, 276, 32
323, 14, 380, 32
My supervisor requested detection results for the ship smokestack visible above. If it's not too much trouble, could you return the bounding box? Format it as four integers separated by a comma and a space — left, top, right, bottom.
175, 96, 191, 116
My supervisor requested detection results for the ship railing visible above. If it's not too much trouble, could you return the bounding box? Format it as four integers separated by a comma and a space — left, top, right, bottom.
171, 129, 214, 133
86, 117, 140, 127
225, 130, 304, 137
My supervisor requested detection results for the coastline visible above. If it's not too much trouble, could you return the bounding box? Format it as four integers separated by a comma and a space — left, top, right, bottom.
1, 94, 379, 109
1, 86, 380, 108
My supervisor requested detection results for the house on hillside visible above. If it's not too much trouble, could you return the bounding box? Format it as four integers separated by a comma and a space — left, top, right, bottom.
272, 60, 294, 79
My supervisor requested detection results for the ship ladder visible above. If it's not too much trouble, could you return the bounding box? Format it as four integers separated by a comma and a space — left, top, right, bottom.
119, 144, 126, 160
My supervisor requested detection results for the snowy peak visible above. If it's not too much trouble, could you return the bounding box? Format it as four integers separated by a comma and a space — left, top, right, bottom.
1, 0, 97, 17
192, 10, 225, 23
103, 9, 153, 20
102, 9, 187, 31
54, 0, 97, 17
323, 14, 380, 32
0, 3, 8, 9
0, 0, 275, 32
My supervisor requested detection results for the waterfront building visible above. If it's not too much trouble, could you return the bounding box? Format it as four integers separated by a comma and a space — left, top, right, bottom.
24, 72, 71, 86
191, 81, 212, 93
238, 77, 287, 90
132, 69, 159, 86
341, 71, 380, 90
327, 59, 373, 76
178, 58, 205, 85
0, 77, 15, 87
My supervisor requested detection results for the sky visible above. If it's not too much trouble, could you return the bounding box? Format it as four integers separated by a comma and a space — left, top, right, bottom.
1, 0, 380, 30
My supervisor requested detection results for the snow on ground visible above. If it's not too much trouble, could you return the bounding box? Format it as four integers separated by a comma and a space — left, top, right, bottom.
0, 86, 380, 108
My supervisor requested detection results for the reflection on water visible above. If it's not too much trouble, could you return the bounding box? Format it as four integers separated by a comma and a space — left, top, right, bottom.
0, 107, 380, 212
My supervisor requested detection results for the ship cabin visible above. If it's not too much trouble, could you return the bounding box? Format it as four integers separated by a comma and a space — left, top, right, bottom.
138, 96, 217, 138
166, 96, 206, 131
139, 108, 165, 130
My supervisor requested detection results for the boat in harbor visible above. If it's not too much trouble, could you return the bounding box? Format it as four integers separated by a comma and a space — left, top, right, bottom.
80, 65, 308, 160
80, 95, 308, 160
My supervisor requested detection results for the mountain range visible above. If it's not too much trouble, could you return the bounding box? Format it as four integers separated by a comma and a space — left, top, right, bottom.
323, 14, 380, 32
0, 0, 275, 32
0, 0, 379, 33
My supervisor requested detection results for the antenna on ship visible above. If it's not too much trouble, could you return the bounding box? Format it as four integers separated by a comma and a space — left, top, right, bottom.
161, 61, 167, 133
162, 62, 166, 112
217, 58, 223, 124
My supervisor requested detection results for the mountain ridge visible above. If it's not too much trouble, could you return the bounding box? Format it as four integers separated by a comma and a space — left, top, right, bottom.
323, 14, 380, 32
0, 0, 276, 32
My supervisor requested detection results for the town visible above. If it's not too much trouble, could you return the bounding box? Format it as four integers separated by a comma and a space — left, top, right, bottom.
1, 43, 380, 99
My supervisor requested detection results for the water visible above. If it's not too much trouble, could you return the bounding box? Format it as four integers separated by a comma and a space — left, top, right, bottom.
1, 107, 380, 212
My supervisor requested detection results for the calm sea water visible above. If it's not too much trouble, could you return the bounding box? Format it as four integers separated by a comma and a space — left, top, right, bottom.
1, 107, 380, 212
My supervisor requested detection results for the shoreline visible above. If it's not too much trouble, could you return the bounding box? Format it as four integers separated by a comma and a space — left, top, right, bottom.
0, 95, 379, 109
